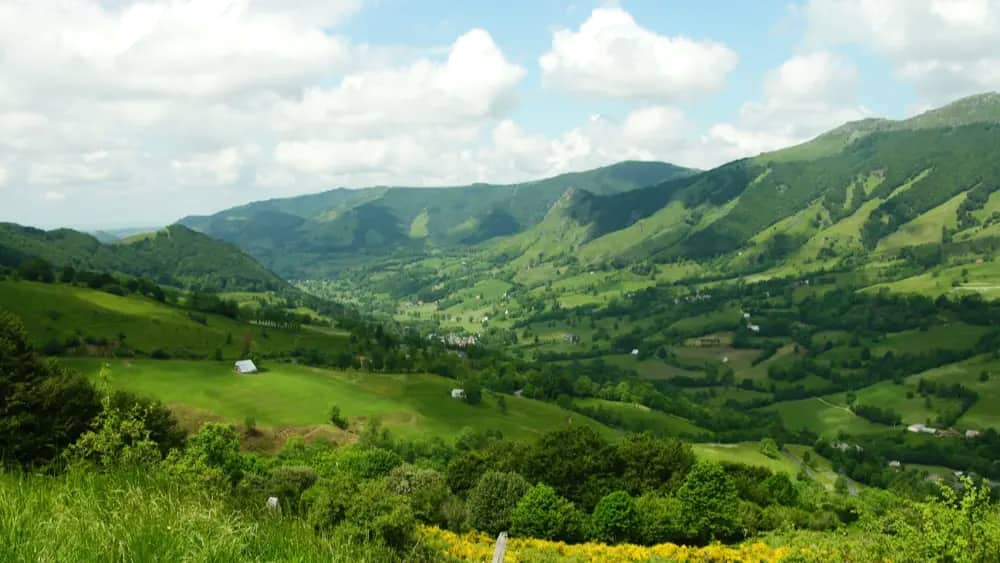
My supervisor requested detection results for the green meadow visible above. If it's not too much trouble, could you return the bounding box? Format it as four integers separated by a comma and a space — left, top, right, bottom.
0, 280, 348, 358
63, 359, 617, 442
573, 397, 709, 437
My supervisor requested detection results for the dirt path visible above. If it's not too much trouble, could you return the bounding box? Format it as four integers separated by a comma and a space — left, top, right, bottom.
816, 396, 854, 414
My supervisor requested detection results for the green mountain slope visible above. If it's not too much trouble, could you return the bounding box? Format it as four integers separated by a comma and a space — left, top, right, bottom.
178, 161, 695, 277
0, 223, 289, 292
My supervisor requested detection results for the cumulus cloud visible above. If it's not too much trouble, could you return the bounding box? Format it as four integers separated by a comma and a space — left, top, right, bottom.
702, 52, 870, 163
539, 7, 738, 102
804, 0, 1000, 106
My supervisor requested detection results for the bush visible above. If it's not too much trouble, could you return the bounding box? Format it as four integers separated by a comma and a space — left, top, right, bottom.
590, 490, 638, 544
166, 423, 245, 488
634, 494, 684, 545
511, 484, 587, 542
467, 471, 530, 535
304, 477, 416, 551
337, 447, 402, 480
387, 464, 451, 526
267, 466, 319, 515
328, 405, 348, 429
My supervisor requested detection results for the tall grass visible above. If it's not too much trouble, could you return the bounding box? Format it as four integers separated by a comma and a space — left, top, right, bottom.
0, 469, 401, 562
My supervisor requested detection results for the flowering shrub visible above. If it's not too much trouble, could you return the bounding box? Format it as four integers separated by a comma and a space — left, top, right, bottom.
420, 526, 796, 562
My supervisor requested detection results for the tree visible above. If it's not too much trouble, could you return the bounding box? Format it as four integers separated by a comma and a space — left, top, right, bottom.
524, 426, 619, 510
510, 484, 586, 542
467, 471, 530, 535
618, 433, 695, 495
591, 490, 639, 544
635, 494, 684, 545
328, 405, 348, 429
17, 258, 54, 283
0, 312, 100, 466
676, 462, 739, 543
496, 394, 507, 414
463, 381, 482, 405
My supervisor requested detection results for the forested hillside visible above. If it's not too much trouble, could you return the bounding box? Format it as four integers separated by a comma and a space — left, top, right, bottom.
0, 223, 289, 293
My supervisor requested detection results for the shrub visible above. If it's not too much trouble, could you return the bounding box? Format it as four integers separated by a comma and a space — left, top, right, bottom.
267, 466, 319, 514
467, 471, 530, 535
634, 494, 684, 545
166, 423, 245, 488
510, 484, 587, 542
387, 464, 451, 526
338, 447, 402, 480
328, 405, 348, 429
590, 490, 638, 544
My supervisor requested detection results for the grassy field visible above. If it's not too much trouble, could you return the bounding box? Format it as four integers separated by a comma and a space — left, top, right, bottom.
874, 323, 989, 354
763, 396, 890, 438
691, 442, 838, 488
573, 398, 709, 437
0, 470, 389, 562
63, 359, 618, 442
0, 280, 348, 358
908, 355, 1000, 430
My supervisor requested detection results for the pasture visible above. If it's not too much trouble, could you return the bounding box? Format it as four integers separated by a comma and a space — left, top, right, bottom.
573, 398, 709, 437
62, 359, 617, 442
0, 280, 348, 358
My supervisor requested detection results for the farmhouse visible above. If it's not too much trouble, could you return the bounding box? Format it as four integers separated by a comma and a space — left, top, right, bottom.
966, 429, 983, 439
907, 423, 937, 434
450, 388, 466, 400
889, 460, 902, 469
234, 359, 258, 374
631, 348, 640, 356
747, 324, 761, 333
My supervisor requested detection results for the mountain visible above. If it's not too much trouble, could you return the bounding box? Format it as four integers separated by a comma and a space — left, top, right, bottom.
178, 161, 695, 277
0, 223, 289, 292
507, 92, 1000, 270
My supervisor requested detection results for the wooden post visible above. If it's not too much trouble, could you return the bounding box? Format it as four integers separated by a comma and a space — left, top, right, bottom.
491, 531, 508, 563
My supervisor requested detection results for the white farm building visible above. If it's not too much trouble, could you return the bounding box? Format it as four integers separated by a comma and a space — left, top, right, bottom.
234, 360, 259, 374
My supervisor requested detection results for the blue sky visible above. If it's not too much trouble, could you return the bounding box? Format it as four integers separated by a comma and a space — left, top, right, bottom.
0, 0, 997, 228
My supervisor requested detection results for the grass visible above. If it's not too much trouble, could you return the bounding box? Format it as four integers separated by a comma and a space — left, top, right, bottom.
874, 323, 988, 354
692, 443, 806, 478
0, 280, 348, 358
573, 398, 709, 437
0, 470, 391, 562
63, 359, 618, 442
908, 355, 1000, 430
877, 190, 964, 251
763, 396, 890, 438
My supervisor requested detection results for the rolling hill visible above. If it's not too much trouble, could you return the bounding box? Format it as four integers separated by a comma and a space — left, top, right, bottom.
0, 223, 289, 293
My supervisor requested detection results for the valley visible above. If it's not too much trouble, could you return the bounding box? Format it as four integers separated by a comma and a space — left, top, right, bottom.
6, 92, 1000, 561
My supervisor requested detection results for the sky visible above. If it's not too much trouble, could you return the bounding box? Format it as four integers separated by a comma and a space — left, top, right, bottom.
2, 0, 1000, 229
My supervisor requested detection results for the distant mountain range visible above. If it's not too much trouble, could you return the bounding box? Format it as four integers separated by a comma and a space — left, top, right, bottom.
178, 161, 694, 277
178, 92, 1000, 281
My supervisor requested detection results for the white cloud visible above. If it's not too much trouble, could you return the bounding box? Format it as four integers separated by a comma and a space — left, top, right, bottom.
172, 147, 244, 185
539, 7, 738, 102
0, 165, 7, 188
43, 191, 66, 202
275, 29, 524, 134
702, 52, 870, 163
804, 0, 1000, 105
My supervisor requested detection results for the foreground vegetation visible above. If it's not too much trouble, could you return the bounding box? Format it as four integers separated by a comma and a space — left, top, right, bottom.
4, 310, 1000, 561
